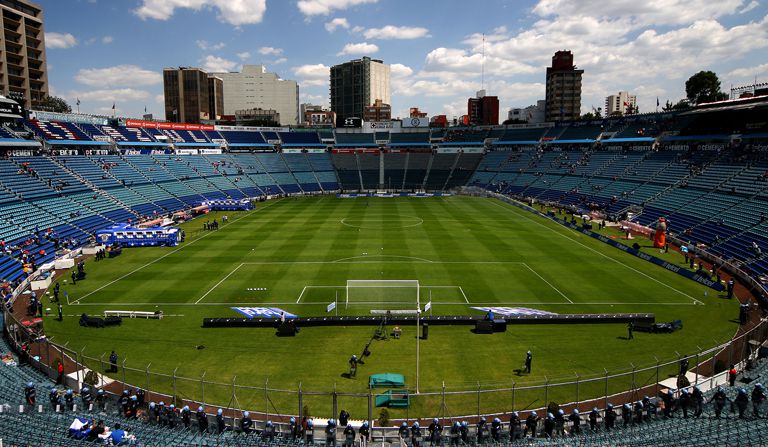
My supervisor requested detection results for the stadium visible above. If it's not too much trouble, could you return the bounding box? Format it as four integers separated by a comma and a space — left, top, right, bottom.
1, 1, 768, 446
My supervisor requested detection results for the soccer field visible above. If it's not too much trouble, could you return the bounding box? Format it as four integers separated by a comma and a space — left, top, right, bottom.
46, 195, 738, 417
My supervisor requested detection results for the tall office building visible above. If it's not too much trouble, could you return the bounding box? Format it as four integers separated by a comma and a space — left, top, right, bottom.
545, 50, 583, 122
0, 0, 48, 109
208, 76, 224, 121
330, 57, 390, 127
467, 90, 499, 126
163, 67, 222, 124
210, 65, 299, 126
605, 91, 637, 116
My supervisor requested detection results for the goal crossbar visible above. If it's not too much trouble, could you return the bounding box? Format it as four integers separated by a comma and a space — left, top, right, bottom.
345, 280, 420, 309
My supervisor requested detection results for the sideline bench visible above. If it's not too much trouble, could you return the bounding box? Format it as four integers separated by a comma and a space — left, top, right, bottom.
103, 310, 163, 319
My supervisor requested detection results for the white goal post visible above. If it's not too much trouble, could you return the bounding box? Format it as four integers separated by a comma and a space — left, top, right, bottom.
345, 280, 420, 309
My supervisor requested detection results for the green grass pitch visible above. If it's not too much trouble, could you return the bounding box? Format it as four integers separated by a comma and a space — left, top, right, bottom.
45, 196, 738, 418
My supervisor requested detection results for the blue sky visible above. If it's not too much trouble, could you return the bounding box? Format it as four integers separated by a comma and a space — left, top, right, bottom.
41, 0, 768, 121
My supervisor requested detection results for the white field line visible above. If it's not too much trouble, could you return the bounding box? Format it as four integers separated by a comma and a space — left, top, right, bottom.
71, 199, 283, 304
195, 263, 245, 304
71, 301, 698, 307
486, 200, 704, 306
459, 286, 469, 303
522, 262, 574, 304
296, 286, 307, 304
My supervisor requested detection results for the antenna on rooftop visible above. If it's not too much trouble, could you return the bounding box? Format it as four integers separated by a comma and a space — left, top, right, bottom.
481, 33, 486, 90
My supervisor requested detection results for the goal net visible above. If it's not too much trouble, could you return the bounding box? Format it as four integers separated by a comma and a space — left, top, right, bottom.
345, 280, 420, 310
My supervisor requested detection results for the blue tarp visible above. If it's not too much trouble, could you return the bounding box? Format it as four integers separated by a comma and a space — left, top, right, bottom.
46, 140, 109, 146
601, 137, 656, 143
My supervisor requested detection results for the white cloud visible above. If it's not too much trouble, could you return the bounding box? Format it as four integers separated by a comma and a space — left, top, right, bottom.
336, 42, 379, 56
273, 57, 288, 65
740, 0, 760, 13
102, 36, 114, 44
726, 63, 768, 79
45, 32, 77, 49
532, 0, 747, 28
75, 65, 162, 87
297, 0, 377, 17
135, 0, 266, 26
196, 40, 226, 51
237, 52, 251, 61
390, 63, 414, 78
293, 63, 330, 86
325, 17, 350, 32
363, 25, 430, 40
258, 46, 283, 56
72, 88, 151, 102
201, 55, 239, 73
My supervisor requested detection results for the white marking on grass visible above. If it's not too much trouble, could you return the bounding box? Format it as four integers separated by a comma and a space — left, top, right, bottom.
486, 200, 704, 306
195, 263, 245, 304
332, 254, 435, 263
522, 262, 574, 304
71, 199, 283, 304
451, 301, 698, 306
296, 286, 308, 304
459, 286, 469, 303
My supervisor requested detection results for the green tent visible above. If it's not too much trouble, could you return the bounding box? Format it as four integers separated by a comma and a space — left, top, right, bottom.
368, 373, 405, 388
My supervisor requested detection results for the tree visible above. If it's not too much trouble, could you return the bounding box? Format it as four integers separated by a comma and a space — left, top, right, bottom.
39, 95, 72, 113
685, 71, 729, 105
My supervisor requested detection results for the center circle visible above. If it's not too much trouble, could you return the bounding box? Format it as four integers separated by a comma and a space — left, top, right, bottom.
340, 215, 424, 229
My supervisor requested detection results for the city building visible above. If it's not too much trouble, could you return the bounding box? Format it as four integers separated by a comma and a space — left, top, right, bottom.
508, 100, 546, 124
235, 108, 280, 126
208, 76, 224, 121
210, 65, 299, 126
545, 50, 583, 122
0, 0, 48, 109
330, 57, 391, 127
467, 90, 499, 126
163, 67, 211, 124
363, 98, 391, 121
302, 104, 335, 127
410, 107, 427, 118
430, 115, 448, 128
605, 91, 638, 116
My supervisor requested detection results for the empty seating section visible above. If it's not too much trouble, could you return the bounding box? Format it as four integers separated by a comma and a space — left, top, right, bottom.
357, 153, 380, 189
217, 131, 266, 145
403, 153, 430, 189
555, 123, 603, 141
383, 153, 407, 189
335, 133, 375, 145
279, 131, 321, 145
498, 127, 548, 142
389, 131, 430, 145
25, 120, 91, 141
98, 125, 155, 143
446, 153, 483, 189
424, 153, 456, 189
331, 153, 361, 190
444, 129, 488, 143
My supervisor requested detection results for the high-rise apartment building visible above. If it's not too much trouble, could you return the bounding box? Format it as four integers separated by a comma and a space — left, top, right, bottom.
210, 65, 299, 126
605, 91, 637, 116
330, 57, 390, 127
163, 67, 212, 124
0, 0, 48, 109
467, 90, 499, 126
545, 51, 583, 122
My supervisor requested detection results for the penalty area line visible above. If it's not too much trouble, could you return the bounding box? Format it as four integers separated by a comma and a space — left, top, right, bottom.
71, 199, 283, 305
486, 200, 704, 306
195, 263, 245, 304
522, 262, 574, 304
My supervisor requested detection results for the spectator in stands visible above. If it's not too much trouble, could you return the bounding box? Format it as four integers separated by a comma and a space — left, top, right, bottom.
110, 423, 126, 445
729, 364, 738, 386
735, 388, 750, 418
56, 361, 64, 385
109, 350, 118, 373
24, 382, 35, 406
196, 406, 208, 433
752, 383, 766, 417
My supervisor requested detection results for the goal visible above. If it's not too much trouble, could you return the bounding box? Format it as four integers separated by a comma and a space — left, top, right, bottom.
345, 280, 420, 310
